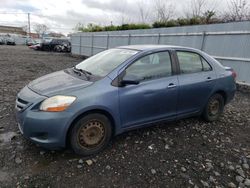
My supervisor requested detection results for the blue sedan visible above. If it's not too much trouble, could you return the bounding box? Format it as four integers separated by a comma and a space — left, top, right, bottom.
15, 45, 236, 155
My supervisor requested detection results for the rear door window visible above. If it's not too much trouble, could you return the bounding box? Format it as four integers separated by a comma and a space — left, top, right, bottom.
177, 51, 212, 74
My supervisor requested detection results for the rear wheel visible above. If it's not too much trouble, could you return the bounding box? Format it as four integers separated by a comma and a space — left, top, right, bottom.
202, 93, 224, 122
70, 113, 112, 156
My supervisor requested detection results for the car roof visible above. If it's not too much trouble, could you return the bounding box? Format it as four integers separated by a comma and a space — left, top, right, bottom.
117, 45, 200, 52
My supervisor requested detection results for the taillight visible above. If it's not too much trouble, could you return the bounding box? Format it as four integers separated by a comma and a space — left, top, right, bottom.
231, 70, 237, 79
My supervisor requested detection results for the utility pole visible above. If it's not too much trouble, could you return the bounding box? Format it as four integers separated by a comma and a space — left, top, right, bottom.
28, 13, 31, 37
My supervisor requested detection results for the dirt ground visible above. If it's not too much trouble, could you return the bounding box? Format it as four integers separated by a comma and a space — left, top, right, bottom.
0, 45, 250, 188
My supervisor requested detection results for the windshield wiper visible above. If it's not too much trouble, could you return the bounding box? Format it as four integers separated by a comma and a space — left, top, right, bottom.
73, 66, 92, 80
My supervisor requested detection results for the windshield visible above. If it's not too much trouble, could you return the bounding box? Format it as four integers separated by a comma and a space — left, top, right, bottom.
75, 48, 138, 77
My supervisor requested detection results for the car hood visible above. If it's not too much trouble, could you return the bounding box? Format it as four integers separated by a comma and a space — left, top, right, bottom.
28, 70, 92, 96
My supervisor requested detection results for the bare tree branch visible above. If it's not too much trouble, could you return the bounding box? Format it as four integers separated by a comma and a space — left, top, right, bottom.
136, 0, 151, 23
34, 24, 49, 37
154, 0, 174, 22
226, 0, 250, 21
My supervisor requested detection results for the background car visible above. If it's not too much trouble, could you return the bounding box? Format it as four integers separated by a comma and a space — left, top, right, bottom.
0, 37, 4, 45
40, 38, 71, 52
16, 45, 236, 156
5, 37, 16, 45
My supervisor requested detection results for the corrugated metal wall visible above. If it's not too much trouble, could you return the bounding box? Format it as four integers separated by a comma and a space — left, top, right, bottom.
71, 21, 250, 83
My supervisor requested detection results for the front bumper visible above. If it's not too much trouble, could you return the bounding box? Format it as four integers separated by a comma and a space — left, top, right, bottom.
15, 86, 74, 149
16, 109, 74, 149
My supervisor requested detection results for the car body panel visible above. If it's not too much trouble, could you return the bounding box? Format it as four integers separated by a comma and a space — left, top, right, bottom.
15, 45, 236, 149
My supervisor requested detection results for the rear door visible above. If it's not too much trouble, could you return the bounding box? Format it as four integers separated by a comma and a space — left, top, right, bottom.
175, 51, 216, 116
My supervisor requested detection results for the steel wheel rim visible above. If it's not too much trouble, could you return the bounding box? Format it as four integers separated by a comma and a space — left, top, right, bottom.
77, 120, 105, 149
208, 99, 220, 116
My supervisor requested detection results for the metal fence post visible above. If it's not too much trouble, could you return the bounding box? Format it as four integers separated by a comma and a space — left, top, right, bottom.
128, 34, 131, 45
79, 35, 82, 55
158, 33, 161, 44
201, 31, 206, 50
107, 34, 109, 49
91, 34, 94, 56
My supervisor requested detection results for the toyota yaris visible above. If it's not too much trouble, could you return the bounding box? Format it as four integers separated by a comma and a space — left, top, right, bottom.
15, 45, 236, 155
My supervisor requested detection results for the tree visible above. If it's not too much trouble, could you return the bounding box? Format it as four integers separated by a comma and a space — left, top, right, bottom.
154, 0, 174, 23
203, 10, 216, 24
191, 0, 206, 17
136, 0, 151, 23
34, 24, 49, 38
226, 0, 250, 21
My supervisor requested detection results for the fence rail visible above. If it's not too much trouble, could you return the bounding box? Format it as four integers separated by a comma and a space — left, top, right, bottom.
71, 21, 250, 83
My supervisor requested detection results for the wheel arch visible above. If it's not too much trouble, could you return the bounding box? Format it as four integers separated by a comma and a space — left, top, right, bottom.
214, 90, 227, 104
65, 109, 116, 147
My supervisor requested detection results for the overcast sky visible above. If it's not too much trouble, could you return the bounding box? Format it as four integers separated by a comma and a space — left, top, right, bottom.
0, 0, 229, 35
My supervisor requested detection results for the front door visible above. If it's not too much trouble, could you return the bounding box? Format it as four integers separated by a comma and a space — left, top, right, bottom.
118, 51, 178, 128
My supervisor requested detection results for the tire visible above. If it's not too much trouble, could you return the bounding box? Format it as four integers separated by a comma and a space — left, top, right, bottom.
202, 93, 225, 122
70, 113, 112, 156
54, 45, 61, 52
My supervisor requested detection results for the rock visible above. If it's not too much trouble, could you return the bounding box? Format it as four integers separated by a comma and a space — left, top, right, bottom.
244, 179, 250, 186
148, 144, 154, 150
214, 171, 221, 176
220, 162, 225, 168
242, 163, 249, 170
229, 165, 235, 171
200, 180, 209, 187
40, 151, 45, 155
206, 162, 213, 171
78, 159, 83, 164
181, 167, 186, 172
188, 179, 194, 185
105, 165, 111, 170
151, 169, 156, 174
164, 144, 170, 150
228, 182, 236, 188
238, 182, 245, 188
209, 176, 216, 183
77, 165, 82, 169
236, 175, 244, 183
236, 168, 245, 178
86, 160, 93, 166
15, 157, 22, 164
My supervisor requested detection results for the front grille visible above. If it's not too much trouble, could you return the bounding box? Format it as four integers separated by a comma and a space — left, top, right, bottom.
15, 97, 30, 111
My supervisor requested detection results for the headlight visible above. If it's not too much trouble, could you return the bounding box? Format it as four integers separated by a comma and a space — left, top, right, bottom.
40, 95, 76, 112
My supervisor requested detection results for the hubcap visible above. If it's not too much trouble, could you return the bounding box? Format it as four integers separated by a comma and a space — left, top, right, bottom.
209, 99, 220, 116
78, 120, 105, 148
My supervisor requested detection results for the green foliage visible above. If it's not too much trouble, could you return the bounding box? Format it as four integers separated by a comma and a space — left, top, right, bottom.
166, 20, 179, 27
75, 11, 221, 32
152, 21, 168, 28
177, 18, 190, 26
77, 23, 151, 32
202, 10, 216, 24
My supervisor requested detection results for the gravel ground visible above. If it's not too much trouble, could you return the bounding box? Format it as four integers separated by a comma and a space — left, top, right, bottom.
0, 45, 250, 188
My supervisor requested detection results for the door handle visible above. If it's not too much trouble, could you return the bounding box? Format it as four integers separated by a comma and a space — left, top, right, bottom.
167, 83, 176, 88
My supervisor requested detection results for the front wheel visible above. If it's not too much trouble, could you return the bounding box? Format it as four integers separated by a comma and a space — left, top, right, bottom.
70, 113, 112, 156
202, 93, 225, 122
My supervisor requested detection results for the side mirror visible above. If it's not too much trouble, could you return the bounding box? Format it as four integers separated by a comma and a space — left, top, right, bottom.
120, 74, 140, 86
